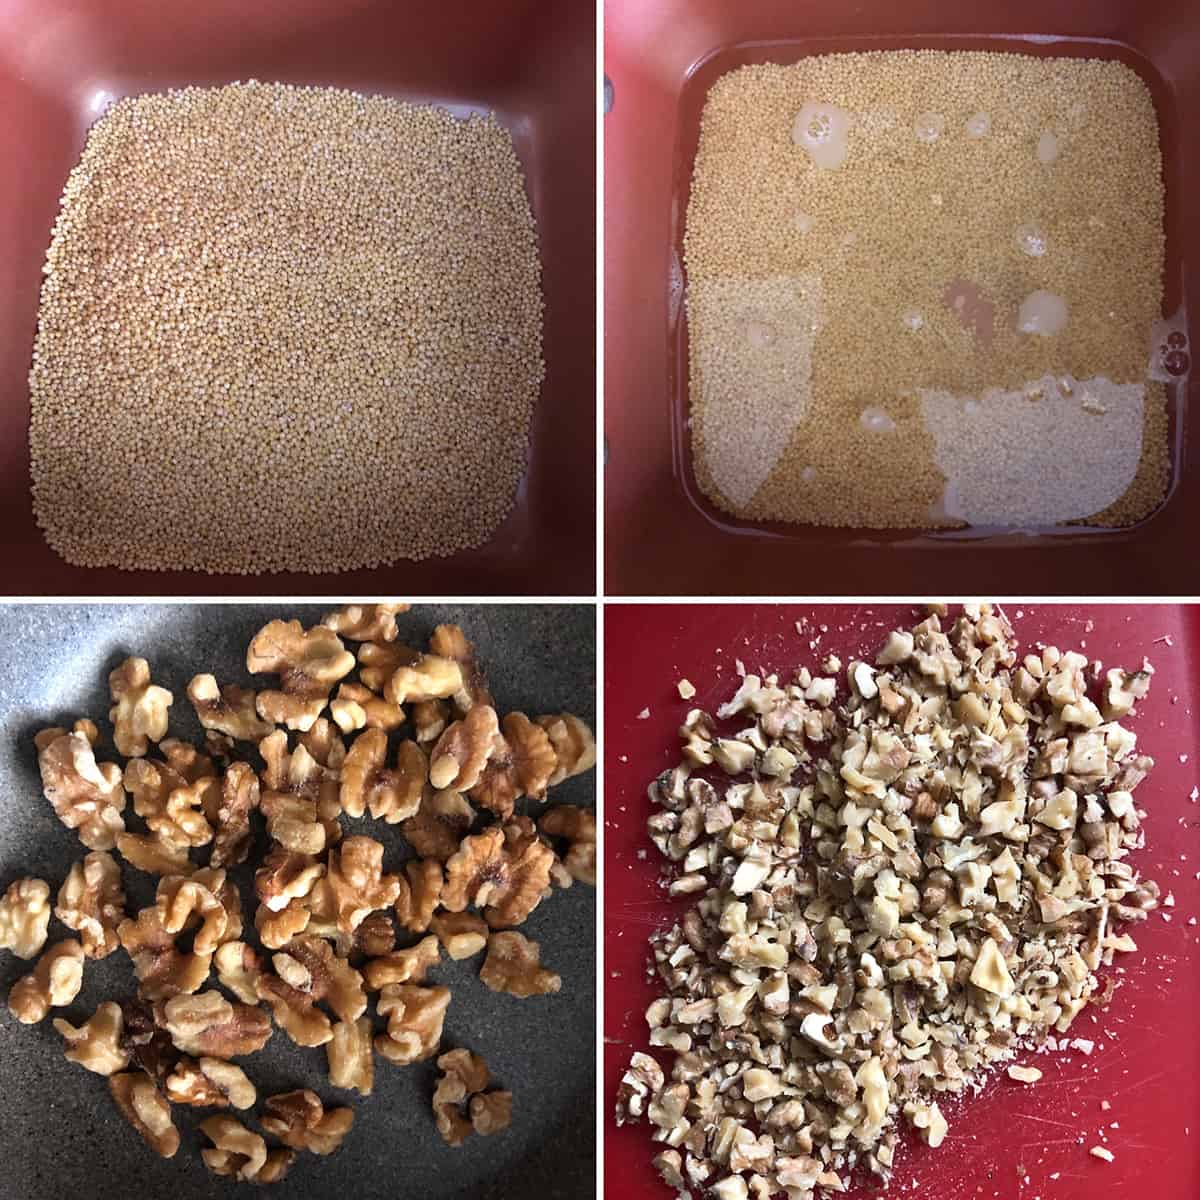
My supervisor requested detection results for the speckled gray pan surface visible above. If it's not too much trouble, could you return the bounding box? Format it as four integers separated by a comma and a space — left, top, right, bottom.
0, 604, 595, 1200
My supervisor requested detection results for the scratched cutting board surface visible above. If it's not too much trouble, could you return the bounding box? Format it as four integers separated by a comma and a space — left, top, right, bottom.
603, 603, 1200, 1200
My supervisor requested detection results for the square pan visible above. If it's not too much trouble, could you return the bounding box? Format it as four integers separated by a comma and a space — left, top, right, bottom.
605, 0, 1200, 595
0, 0, 596, 595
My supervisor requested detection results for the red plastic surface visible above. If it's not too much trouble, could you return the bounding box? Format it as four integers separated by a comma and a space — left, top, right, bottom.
0, 0, 595, 595
604, 603, 1200, 1199
605, 0, 1200, 595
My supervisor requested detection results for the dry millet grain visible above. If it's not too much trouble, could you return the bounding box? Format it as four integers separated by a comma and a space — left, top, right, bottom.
685, 51, 1167, 530
29, 81, 544, 574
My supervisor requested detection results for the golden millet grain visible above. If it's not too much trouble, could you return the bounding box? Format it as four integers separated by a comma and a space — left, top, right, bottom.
30, 81, 544, 574
685, 50, 1167, 530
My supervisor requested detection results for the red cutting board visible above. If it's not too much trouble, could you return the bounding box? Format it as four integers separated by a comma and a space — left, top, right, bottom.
604, 604, 1200, 1200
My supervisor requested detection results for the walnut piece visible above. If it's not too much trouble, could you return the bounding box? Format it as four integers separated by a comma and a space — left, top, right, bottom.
186, 674, 274, 740
201, 1115, 293, 1182
210, 761, 259, 867
322, 603, 409, 643
162, 989, 273, 1057
429, 705, 499, 791
330, 681, 406, 734
258, 729, 341, 853
327, 1016, 374, 1096
214, 940, 263, 1004
54, 1001, 130, 1074
118, 901, 212, 1000
375, 983, 451, 1065
9, 938, 84, 1022
442, 823, 554, 928
327, 836, 400, 932
470, 712, 558, 817
255, 936, 365, 1047
262, 1089, 354, 1154
383, 654, 463, 706
0, 876, 52, 959
36, 726, 126, 850
429, 623, 494, 713
431, 911, 489, 960
340, 728, 426, 821
536, 713, 596, 786
119, 997, 181, 1081
412, 698, 451, 743
480, 931, 562, 998
470, 1091, 514, 1136
124, 756, 215, 851
539, 805, 597, 886
433, 1048, 491, 1146
109, 656, 174, 757
255, 845, 325, 929
115, 831, 193, 876
394, 859, 444, 934
110, 1073, 180, 1158
364, 935, 441, 988
55, 851, 124, 958
402, 788, 476, 860
357, 641, 421, 692
155, 869, 237, 955
246, 619, 356, 731
165, 1056, 256, 1109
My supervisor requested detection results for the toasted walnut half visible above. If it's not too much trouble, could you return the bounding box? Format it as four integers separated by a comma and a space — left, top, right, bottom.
364, 936, 441, 989
327, 1016, 374, 1096
429, 623, 494, 713
201, 1115, 293, 1182
155, 870, 235, 955
9, 938, 84, 1023
442, 824, 554, 928
56, 851, 125, 958
165, 1056, 256, 1109
536, 713, 596, 786
431, 912, 489, 960
0, 876, 52, 959
429, 705, 499, 792
470, 712, 557, 818
327, 837, 400, 933
54, 1001, 130, 1074
36, 727, 126, 850
109, 657, 174, 758
340, 729, 426, 822
383, 654, 463, 706
210, 761, 259, 868
433, 1048, 492, 1146
125, 757, 216, 852
394, 858, 444, 934
480, 931, 562, 998
322, 603, 409, 643
246, 620, 356, 731
187, 674, 274, 741
162, 990, 273, 1057
262, 1089, 355, 1155
402, 788, 476, 861
118, 903, 212, 1001
259, 730, 341, 853
110, 1073, 180, 1158
116, 831, 193, 876
375, 984, 451, 1065
539, 806, 597, 887
214, 941, 263, 1005
330, 682, 406, 734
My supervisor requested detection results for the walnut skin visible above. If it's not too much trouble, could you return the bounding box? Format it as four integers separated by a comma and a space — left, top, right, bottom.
402, 788, 475, 861
0, 876, 52, 959
165, 1056, 256, 1109
394, 859, 444, 934
383, 654, 463, 706
110, 1073, 180, 1158
246, 619, 356, 731
210, 761, 259, 868
35, 727, 126, 850
162, 990, 273, 1057
109, 656, 174, 758
187, 674, 274, 741
8, 939, 85, 1023
480, 931, 562, 998
330, 681, 406, 734
431, 911, 489, 960
442, 824, 554, 928
340, 728, 426, 822
429, 704, 499, 791
364, 935, 441, 989
429, 623, 494, 713
327, 1016, 374, 1096
54, 1001, 130, 1075
262, 1089, 355, 1154
327, 836, 400, 932
201, 1115, 293, 1182
374, 983, 451, 1065
536, 713, 597, 786
539, 805, 597, 887
322, 603, 409, 643
55, 851, 125, 958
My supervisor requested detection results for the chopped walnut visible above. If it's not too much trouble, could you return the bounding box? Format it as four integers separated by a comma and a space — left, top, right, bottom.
246, 619, 356, 731
110, 1073, 180, 1158
186, 674, 274, 741
109, 656, 174, 758
539, 805, 597, 886
375, 983, 451, 1065
35, 726, 126, 850
165, 1056, 256, 1108
535, 713, 597, 786
322, 603, 409, 644
393, 858, 444, 934
8, 938, 84, 1022
0, 876, 52, 959
341, 729, 426, 821
442, 823, 554, 928
330, 681, 406, 734
327, 1016, 374, 1096
162, 990, 273, 1057
480, 931, 562, 998
429, 704, 499, 791
262, 1089, 355, 1154
364, 935, 441, 988
412, 698, 451, 744
55, 851, 124, 958
214, 941, 263, 1004
54, 1001, 130, 1074
431, 911, 489, 960
429, 623, 494, 713
327, 836, 400, 932
383, 654, 463, 706
200, 1115, 287, 1181
402, 788, 475, 860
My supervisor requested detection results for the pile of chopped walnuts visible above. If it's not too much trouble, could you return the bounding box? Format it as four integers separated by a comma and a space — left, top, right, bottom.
618, 604, 1159, 1199
2, 604, 595, 1183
